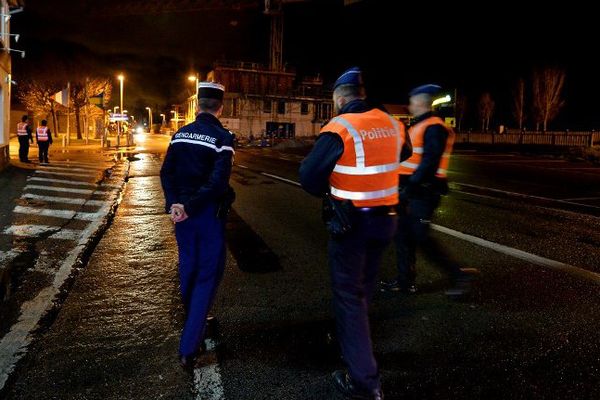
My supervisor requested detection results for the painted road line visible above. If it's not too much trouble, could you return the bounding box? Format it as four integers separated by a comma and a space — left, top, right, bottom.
24, 185, 94, 195
36, 170, 100, 178
454, 182, 600, 210
28, 177, 97, 187
21, 194, 106, 207
260, 172, 302, 187
0, 204, 110, 392
431, 224, 600, 284
13, 206, 100, 222
236, 164, 249, 169
194, 339, 225, 400
562, 196, 600, 201
0, 250, 22, 271
3, 225, 82, 241
248, 171, 600, 284
37, 165, 103, 173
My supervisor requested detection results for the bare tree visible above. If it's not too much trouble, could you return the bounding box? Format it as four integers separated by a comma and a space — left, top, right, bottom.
532, 68, 566, 131
16, 80, 63, 135
478, 92, 495, 132
513, 79, 526, 131
455, 93, 467, 132
71, 77, 113, 139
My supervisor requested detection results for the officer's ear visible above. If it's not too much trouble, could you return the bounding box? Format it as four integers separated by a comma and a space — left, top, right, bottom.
216, 104, 224, 117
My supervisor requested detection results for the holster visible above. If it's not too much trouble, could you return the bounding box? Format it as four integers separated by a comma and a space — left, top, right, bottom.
322, 194, 353, 238
216, 186, 236, 219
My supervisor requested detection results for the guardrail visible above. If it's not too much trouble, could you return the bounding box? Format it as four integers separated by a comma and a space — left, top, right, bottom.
455, 131, 600, 147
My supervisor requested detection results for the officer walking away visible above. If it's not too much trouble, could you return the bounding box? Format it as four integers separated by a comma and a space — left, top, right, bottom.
380, 84, 478, 298
36, 119, 53, 164
160, 82, 235, 370
17, 115, 33, 163
300, 67, 410, 400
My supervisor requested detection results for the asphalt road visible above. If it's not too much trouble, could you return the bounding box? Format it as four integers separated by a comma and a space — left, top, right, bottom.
3, 140, 600, 399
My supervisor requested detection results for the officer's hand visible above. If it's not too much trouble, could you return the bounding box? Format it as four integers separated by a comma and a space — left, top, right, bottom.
170, 203, 188, 223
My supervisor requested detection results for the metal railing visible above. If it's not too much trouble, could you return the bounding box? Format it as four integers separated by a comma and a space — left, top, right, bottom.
455, 131, 600, 147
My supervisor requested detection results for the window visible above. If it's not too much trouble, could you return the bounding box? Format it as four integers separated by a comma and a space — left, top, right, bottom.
277, 101, 286, 115
232, 98, 239, 117
301, 102, 309, 115
322, 103, 332, 120
263, 99, 272, 113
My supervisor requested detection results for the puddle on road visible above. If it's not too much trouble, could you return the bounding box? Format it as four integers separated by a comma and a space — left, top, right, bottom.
226, 209, 281, 273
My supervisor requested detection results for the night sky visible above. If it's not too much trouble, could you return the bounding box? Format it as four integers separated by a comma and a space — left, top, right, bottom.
10, 0, 598, 130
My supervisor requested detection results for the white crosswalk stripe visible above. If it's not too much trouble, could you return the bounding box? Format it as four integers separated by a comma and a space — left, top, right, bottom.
3, 225, 82, 241
24, 185, 94, 195
27, 177, 97, 187
13, 206, 101, 221
21, 194, 106, 206
38, 165, 104, 172
36, 170, 100, 178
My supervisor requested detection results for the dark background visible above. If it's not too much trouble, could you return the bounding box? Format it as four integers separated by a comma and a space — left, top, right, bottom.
9, 0, 598, 130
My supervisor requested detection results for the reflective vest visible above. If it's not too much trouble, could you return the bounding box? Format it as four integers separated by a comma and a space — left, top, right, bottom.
398, 116, 454, 178
17, 122, 28, 136
324, 108, 406, 207
37, 127, 49, 142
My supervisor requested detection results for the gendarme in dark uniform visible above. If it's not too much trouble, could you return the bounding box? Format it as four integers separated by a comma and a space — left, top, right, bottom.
160, 82, 235, 369
300, 67, 411, 400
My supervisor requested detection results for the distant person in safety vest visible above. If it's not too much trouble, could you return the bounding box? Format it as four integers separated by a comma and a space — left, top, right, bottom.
300, 66, 412, 400
380, 84, 478, 298
17, 115, 33, 163
36, 120, 53, 164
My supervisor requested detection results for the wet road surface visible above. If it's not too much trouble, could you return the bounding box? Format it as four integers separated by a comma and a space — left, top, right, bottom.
3, 141, 600, 399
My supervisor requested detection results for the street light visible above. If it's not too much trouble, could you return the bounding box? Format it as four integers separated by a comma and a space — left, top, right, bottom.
113, 106, 119, 114
117, 74, 125, 146
432, 95, 451, 107
145, 107, 153, 133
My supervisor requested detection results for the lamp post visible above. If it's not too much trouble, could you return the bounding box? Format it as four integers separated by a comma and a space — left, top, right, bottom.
117, 74, 124, 146
145, 107, 153, 134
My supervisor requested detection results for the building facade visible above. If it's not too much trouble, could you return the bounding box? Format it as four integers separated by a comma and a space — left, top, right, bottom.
0, 0, 14, 170
184, 61, 333, 138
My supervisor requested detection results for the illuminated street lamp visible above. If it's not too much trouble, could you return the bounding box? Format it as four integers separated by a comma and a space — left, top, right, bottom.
117, 74, 125, 146
432, 95, 451, 107
145, 107, 153, 133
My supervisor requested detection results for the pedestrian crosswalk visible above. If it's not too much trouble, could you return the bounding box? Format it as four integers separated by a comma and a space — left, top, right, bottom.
2, 159, 122, 246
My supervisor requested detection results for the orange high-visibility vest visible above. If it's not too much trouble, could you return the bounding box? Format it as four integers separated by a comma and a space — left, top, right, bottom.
324, 108, 406, 207
398, 116, 454, 178
37, 127, 49, 142
17, 122, 28, 136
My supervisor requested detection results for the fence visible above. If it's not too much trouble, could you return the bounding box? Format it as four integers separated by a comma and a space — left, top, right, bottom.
455, 131, 600, 147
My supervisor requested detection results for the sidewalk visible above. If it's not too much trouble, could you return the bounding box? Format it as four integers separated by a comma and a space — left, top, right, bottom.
0, 138, 130, 394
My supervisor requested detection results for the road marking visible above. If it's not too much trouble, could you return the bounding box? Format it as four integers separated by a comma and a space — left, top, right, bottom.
50, 161, 112, 168
194, 339, 225, 400
13, 206, 100, 221
236, 164, 248, 169
21, 194, 106, 206
260, 172, 302, 187
37, 165, 103, 172
24, 185, 94, 195
454, 182, 600, 210
28, 177, 97, 187
561, 197, 600, 201
431, 224, 600, 284
0, 205, 110, 392
0, 250, 22, 271
3, 225, 82, 241
245, 171, 600, 284
36, 170, 100, 178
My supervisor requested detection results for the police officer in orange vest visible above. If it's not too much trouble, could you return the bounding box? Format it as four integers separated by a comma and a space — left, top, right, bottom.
36, 119, 53, 164
380, 84, 477, 297
300, 67, 411, 400
17, 115, 33, 163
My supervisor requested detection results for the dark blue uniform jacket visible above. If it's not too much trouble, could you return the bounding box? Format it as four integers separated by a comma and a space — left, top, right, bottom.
160, 112, 234, 217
